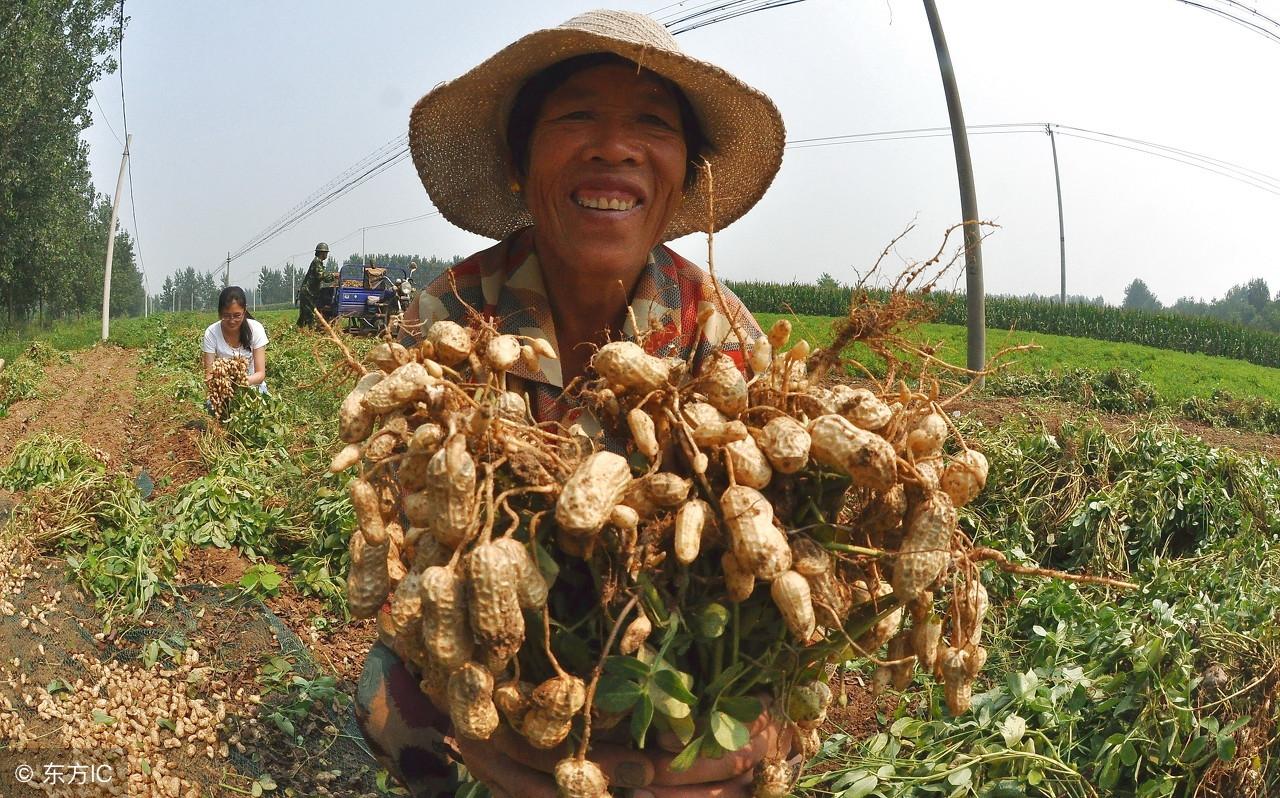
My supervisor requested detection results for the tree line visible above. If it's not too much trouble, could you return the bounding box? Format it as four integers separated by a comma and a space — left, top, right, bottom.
1124, 277, 1280, 333
0, 0, 147, 327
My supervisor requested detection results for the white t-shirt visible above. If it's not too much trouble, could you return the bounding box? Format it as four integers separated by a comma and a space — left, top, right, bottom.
202, 318, 269, 393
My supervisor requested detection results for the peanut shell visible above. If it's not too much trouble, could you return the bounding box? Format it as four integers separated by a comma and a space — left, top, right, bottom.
941, 449, 989, 508
448, 662, 499, 740
757, 416, 811, 474
771, 570, 816, 642
419, 566, 475, 671
556, 451, 633, 536
593, 341, 669, 394
891, 491, 957, 604
427, 320, 472, 366
720, 485, 791, 580
808, 414, 897, 492
339, 372, 383, 443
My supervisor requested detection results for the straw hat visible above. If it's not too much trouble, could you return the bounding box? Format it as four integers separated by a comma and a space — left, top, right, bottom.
408, 9, 785, 242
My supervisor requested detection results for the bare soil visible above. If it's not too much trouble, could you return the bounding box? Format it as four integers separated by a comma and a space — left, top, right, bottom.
0, 345, 207, 493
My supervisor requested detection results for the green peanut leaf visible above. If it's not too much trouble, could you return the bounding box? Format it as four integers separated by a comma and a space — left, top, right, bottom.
710, 710, 750, 752
669, 735, 703, 773
653, 669, 697, 707
630, 693, 654, 748
717, 695, 763, 724
595, 675, 643, 714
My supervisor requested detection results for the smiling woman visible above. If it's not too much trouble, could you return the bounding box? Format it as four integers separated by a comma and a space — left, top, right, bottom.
201, 285, 268, 394
358, 9, 788, 798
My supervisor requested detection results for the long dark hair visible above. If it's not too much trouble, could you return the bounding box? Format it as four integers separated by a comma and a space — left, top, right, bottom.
217, 286, 255, 351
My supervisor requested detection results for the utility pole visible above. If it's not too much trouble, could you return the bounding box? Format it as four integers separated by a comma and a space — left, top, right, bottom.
101, 133, 132, 341
291, 263, 296, 307
1047, 124, 1067, 304
922, 0, 985, 381
224, 252, 230, 289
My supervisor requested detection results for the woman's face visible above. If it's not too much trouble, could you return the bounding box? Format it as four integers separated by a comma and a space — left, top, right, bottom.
524, 62, 688, 276
220, 302, 246, 336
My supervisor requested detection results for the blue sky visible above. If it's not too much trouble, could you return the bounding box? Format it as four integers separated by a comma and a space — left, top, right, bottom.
84, 0, 1280, 305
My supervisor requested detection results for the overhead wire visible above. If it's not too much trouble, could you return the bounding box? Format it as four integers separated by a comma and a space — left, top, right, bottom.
226, 144, 411, 266
218, 0, 806, 275
783, 120, 1280, 198
93, 96, 122, 146
1051, 129, 1280, 197
116, 0, 150, 313
1052, 124, 1280, 190
218, 0, 1280, 286
227, 133, 409, 264
663, 0, 810, 34
1172, 0, 1280, 43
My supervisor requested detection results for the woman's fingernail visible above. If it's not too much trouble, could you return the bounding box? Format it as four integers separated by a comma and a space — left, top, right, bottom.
614, 762, 649, 787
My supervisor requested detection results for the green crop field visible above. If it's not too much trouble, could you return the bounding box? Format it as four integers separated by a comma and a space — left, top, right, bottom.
758, 312, 1280, 405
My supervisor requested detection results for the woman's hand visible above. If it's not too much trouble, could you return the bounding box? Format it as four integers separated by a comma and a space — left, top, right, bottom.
454, 700, 792, 798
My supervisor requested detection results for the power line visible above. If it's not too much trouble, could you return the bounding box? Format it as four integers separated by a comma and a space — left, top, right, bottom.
1054, 124, 1280, 187
1052, 130, 1280, 197
117, 0, 149, 311
662, 0, 811, 34
783, 120, 1280, 199
226, 135, 410, 266
93, 96, 122, 146
1173, 0, 1280, 44
218, 1, 805, 273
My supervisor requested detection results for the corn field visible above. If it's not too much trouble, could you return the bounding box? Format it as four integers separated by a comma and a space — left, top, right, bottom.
726, 282, 1280, 370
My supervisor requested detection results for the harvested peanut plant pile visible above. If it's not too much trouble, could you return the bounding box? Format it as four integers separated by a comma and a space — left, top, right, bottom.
205, 357, 246, 420
323, 253, 1122, 796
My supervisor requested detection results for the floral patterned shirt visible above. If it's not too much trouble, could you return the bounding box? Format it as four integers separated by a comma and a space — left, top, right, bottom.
403, 227, 761, 428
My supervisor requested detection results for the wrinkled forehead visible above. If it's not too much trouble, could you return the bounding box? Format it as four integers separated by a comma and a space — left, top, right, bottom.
541, 61, 680, 107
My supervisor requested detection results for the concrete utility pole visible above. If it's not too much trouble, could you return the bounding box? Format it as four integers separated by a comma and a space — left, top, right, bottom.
1047, 124, 1067, 304
101, 133, 132, 341
922, 0, 985, 380
224, 252, 231, 289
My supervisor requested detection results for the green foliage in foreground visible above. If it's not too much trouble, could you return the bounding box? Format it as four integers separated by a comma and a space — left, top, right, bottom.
0, 312, 369, 620
807, 420, 1280, 797
734, 283, 1280, 370
0, 341, 67, 415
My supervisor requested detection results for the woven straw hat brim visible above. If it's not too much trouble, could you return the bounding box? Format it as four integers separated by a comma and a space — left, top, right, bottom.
408, 15, 785, 242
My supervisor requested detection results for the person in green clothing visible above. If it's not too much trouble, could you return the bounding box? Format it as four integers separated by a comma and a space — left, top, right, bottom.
297, 241, 329, 328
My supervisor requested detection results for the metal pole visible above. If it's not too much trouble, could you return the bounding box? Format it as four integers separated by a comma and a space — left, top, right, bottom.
922, 0, 985, 381
1047, 124, 1067, 304
101, 133, 132, 341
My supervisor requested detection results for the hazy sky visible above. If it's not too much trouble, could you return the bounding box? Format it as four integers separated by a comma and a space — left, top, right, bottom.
82, 0, 1280, 307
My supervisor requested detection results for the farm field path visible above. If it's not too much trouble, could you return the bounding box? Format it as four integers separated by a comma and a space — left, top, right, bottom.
0, 345, 385, 795
0, 344, 138, 466
0, 345, 207, 497
0, 344, 377, 679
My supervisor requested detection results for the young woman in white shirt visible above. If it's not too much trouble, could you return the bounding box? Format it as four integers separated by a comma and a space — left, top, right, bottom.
201, 286, 269, 393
